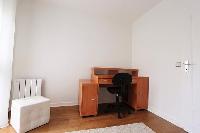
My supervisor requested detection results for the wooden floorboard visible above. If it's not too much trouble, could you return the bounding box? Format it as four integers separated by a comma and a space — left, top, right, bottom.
0, 106, 186, 133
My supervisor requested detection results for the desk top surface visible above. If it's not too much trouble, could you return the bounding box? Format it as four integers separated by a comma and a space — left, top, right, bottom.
92, 67, 138, 76
92, 67, 138, 71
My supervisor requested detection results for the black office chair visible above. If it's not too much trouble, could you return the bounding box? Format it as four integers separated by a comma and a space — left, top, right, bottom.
107, 73, 132, 118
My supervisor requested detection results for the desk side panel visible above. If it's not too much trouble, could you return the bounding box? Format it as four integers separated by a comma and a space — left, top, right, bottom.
129, 77, 149, 110
79, 80, 98, 116
136, 77, 149, 110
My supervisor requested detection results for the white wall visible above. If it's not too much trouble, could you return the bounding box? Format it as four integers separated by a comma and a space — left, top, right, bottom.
13, 0, 132, 106
132, 0, 197, 131
0, 0, 17, 128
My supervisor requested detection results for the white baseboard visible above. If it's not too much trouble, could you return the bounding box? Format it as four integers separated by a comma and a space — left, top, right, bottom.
50, 101, 78, 107
0, 123, 9, 128
148, 107, 186, 131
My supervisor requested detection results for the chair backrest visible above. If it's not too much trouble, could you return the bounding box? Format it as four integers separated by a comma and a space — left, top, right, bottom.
12, 79, 42, 99
112, 73, 132, 101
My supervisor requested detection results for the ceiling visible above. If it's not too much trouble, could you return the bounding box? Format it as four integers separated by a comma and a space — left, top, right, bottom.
19, 0, 162, 22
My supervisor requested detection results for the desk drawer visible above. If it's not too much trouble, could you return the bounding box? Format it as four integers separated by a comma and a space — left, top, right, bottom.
99, 79, 112, 84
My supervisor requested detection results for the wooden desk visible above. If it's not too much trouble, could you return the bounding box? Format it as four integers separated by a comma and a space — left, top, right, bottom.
79, 67, 149, 116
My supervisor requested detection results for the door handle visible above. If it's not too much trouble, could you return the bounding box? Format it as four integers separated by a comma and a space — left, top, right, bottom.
183, 62, 192, 66
183, 60, 192, 72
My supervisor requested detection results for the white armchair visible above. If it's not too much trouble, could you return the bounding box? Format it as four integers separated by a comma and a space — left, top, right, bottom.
10, 79, 50, 133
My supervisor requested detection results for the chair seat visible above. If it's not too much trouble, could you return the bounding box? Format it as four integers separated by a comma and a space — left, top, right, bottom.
107, 86, 119, 94
12, 96, 50, 108
107, 87, 116, 94
11, 96, 50, 133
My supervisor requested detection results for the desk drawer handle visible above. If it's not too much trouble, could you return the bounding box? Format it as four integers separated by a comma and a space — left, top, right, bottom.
91, 98, 96, 101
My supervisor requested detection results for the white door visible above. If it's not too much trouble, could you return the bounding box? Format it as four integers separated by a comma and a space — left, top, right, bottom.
170, 1, 193, 131
191, 0, 200, 132
174, 1, 200, 131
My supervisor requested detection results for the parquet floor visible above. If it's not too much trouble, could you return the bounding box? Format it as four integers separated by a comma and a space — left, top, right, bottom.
0, 106, 186, 133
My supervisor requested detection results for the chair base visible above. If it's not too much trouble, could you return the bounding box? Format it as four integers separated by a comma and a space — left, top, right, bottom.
117, 102, 134, 118
104, 102, 134, 118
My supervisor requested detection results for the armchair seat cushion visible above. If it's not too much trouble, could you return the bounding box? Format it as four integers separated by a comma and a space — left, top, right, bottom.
11, 96, 50, 133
